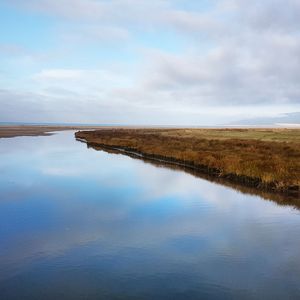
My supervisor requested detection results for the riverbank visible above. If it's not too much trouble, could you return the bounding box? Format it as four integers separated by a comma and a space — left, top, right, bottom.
0, 125, 107, 138
75, 128, 300, 196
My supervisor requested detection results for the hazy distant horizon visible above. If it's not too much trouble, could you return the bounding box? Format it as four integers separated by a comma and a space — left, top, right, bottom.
1, 111, 299, 128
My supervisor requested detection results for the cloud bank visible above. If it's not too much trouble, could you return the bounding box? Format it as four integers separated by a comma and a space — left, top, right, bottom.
0, 0, 299, 124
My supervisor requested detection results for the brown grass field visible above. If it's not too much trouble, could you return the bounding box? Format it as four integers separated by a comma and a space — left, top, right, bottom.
75, 128, 300, 195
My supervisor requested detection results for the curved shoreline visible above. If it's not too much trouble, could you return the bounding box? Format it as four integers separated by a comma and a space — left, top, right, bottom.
76, 137, 299, 198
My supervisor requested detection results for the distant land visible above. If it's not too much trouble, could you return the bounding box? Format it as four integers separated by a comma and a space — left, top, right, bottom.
228, 112, 300, 127
0, 122, 120, 127
0, 125, 107, 138
1, 112, 299, 128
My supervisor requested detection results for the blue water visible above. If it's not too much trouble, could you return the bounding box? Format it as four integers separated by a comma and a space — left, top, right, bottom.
0, 131, 300, 299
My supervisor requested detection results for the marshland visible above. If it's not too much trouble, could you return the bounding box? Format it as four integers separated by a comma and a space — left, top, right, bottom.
75, 128, 300, 195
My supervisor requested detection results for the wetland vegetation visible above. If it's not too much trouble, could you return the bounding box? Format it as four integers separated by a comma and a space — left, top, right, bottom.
76, 128, 300, 195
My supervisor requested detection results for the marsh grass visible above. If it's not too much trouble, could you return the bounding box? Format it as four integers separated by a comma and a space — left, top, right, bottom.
75, 128, 300, 193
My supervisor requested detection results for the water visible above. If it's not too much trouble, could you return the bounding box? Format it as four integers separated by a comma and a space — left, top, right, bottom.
0, 131, 300, 299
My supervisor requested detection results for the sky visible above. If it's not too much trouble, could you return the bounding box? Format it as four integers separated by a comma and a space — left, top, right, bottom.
0, 0, 300, 125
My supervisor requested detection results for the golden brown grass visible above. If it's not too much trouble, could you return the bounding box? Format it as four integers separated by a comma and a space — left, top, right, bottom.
75, 128, 300, 193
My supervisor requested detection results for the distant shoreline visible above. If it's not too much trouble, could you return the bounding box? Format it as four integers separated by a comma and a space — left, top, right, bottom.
1, 122, 299, 129
1, 124, 300, 139
0, 125, 180, 138
0, 125, 108, 138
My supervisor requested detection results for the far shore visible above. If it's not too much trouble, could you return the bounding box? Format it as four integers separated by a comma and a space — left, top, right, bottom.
0, 125, 181, 138
1, 124, 300, 139
0, 125, 125, 138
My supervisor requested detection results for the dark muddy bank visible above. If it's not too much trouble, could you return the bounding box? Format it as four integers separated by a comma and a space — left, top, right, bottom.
76, 134, 300, 204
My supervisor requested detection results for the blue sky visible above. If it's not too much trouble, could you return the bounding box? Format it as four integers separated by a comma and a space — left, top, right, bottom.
0, 0, 299, 125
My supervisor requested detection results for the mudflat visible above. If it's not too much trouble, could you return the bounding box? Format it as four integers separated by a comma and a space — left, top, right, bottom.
0, 125, 109, 138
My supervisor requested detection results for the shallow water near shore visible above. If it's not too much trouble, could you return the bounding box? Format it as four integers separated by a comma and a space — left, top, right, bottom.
1, 131, 300, 299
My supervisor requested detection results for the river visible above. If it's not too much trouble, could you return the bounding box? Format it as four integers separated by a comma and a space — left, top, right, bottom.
0, 131, 300, 299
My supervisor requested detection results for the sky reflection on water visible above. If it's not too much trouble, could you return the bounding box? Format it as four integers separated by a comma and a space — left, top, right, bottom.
0, 131, 300, 299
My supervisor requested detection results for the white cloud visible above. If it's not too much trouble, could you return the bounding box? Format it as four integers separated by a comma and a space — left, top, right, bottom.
2, 0, 300, 124
60, 24, 130, 44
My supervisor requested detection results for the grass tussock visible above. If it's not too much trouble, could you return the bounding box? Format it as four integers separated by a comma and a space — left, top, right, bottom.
75, 128, 300, 193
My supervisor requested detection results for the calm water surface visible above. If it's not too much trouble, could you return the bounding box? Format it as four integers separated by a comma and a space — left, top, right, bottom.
1, 131, 300, 299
